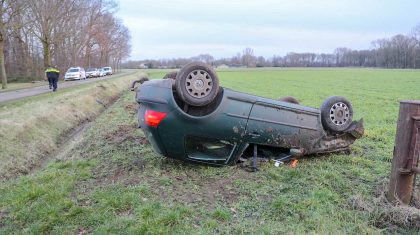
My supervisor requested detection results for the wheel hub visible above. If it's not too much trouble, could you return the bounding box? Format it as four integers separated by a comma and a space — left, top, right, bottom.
194, 79, 204, 90
185, 69, 213, 98
329, 102, 350, 126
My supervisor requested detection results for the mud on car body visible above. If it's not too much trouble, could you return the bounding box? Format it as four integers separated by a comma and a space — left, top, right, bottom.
134, 62, 364, 166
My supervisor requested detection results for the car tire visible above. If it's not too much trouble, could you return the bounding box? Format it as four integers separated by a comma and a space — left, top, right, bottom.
163, 71, 178, 80
320, 96, 353, 133
175, 62, 219, 107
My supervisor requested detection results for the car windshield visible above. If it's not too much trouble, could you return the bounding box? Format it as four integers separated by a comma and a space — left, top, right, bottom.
103, 68, 109, 71
86, 68, 96, 72
68, 68, 79, 72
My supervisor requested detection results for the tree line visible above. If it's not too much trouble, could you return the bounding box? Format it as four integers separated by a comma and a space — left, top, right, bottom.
0, 0, 131, 89
124, 23, 420, 69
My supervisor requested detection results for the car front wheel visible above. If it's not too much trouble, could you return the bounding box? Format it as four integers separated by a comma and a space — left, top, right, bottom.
175, 62, 219, 107
320, 96, 353, 132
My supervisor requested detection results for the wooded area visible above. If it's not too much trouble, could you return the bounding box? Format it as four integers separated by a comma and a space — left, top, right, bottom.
124, 23, 420, 69
0, 0, 130, 89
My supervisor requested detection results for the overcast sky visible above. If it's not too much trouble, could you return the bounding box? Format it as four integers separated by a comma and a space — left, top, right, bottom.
116, 0, 420, 60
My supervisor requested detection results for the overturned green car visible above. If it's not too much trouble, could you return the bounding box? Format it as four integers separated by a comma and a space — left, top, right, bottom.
134, 62, 364, 166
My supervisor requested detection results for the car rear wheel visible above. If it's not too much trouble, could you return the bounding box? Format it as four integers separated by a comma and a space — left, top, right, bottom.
175, 62, 219, 107
163, 71, 177, 80
320, 96, 353, 132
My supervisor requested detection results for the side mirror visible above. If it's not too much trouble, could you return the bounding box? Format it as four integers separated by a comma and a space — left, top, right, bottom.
130, 76, 149, 91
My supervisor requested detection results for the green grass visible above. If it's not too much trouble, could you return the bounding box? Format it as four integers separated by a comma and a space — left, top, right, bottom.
0, 70, 142, 179
1, 68, 420, 234
0, 81, 48, 92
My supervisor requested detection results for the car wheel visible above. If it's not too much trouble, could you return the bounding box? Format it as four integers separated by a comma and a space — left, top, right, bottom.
320, 96, 353, 132
163, 71, 177, 80
175, 62, 219, 107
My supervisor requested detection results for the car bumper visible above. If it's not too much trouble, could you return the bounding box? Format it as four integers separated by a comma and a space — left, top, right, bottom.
138, 109, 166, 155
64, 76, 81, 80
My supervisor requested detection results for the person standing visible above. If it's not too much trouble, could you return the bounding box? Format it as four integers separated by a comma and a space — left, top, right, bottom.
45, 66, 53, 89
45, 66, 60, 92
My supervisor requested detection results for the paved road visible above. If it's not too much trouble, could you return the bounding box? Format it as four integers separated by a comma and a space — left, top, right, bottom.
0, 74, 125, 103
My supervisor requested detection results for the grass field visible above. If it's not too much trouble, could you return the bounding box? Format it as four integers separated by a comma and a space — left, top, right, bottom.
1, 68, 420, 233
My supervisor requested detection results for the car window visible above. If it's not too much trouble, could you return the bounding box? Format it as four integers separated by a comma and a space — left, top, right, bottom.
185, 136, 235, 162
68, 68, 79, 72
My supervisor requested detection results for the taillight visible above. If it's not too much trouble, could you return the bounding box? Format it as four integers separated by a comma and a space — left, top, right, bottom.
145, 110, 167, 127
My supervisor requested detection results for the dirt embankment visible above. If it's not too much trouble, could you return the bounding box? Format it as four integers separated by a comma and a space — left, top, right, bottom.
0, 72, 143, 180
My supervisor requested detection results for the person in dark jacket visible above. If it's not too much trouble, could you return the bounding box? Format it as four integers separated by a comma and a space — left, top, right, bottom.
45, 66, 60, 92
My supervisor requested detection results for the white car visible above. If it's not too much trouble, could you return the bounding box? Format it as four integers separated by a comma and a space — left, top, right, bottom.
86, 68, 100, 78
98, 68, 106, 77
102, 67, 113, 75
64, 67, 86, 81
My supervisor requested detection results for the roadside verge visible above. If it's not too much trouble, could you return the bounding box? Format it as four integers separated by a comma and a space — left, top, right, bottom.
0, 71, 143, 180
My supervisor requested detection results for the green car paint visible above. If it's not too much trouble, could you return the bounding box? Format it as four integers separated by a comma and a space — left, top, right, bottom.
136, 79, 364, 166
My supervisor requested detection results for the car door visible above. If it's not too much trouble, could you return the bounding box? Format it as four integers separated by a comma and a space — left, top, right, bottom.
245, 101, 321, 149
157, 89, 255, 164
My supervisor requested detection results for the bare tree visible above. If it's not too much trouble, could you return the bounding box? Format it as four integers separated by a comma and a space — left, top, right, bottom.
2, 0, 128, 84
26, 0, 81, 68
0, 0, 25, 89
94, 13, 131, 69
83, 0, 117, 68
0, 0, 9, 88
242, 47, 256, 67
410, 23, 420, 68
192, 54, 214, 64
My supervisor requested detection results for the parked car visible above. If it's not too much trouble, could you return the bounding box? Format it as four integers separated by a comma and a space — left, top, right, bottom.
86, 68, 100, 78
64, 67, 86, 81
102, 67, 113, 75
98, 68, 106, 77
134, 62, 364, 166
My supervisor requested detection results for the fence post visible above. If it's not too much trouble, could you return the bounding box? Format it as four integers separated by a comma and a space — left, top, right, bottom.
388, 100, 420, 204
